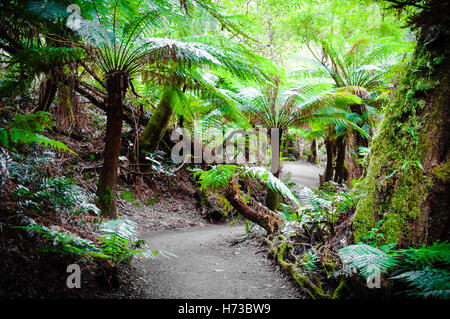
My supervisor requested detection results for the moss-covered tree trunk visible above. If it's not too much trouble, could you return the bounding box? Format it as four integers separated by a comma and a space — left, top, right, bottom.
353, 8, 450, 247
139, 86, 176, 155
96, 71, 129, 220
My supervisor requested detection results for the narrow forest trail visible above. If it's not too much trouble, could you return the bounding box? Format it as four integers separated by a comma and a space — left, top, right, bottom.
138, 161, 323, 299
140, 225, 301, 298
281, 160, 323, 190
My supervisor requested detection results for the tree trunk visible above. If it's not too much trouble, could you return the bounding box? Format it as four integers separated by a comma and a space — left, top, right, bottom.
226, 177, 283, 234
266, 128, 282, 211
345, 104, 367, 183
96, 72, 129, 220
54, 82, 73, 132
353, 6, 450, 247
334, 135, 346, 184
307, 138, 318, 164
324, 135, 335, 183
37, 73, 58, 112
139, 86, 175, 155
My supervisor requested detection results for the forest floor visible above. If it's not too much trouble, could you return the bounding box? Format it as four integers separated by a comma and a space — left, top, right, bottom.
125, 160, 322, 299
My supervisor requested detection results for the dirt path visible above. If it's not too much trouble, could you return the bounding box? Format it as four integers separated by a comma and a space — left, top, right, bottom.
281, 160, 323, 190
139, 225, 301, 299
136, 161, 322, 299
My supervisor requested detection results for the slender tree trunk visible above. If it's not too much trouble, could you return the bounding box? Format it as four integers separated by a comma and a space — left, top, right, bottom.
140, 86, 175, 155
334, 135, 346, 184
54, 82, 73, 132
307, 138, 318, 164
324, 135, 335, 183
266, 128, 282, 211
96, 72, 128, 219
353, 4, 450, 247
345, 104, 367, 183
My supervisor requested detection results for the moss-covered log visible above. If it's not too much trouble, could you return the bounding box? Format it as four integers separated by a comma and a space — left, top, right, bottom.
225, 177, 283, 234
262, 235, 346, 299
353, 3, 450, 247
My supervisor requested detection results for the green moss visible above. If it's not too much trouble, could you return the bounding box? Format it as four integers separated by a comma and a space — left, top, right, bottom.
381, 212, 405, 244
352, 42, 441, 247
263, 236, 343, 299
432, 161, 450, 182
146, 195, 159, 205
265, 187, 281, 211
120, 190, 136, 202
96, 182, 118, 219
140, 86, 176, 153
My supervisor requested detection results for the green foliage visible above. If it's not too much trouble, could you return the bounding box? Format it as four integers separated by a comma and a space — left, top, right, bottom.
193, 164, 299, 207
303, 249, 320, 274
16, 218, 156, 266
143, 150, 176, 176
339, 243, 399, 279
362, 220, 385, 247
7, 149, 98, 215
297, 183, 358, 225
391, 241, 450, 298
0, 112, 75, 154
338, 241, 450, 298
232, 80, 366, 135
193, 164, 240, 191
96, 219, 154, 265
244, 166, 300, 207
15, 224, 107, 260
120, 191, 137, 203
11, 47, 84, 73
14, 177, 96, 214
400, 241, 450, 269
391, 267, 450, 298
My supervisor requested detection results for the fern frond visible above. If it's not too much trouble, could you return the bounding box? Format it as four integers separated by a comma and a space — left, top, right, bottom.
15, 224, 105, 258
98, 219, 138, 241
391, 267, 450, 298
0, 112, 76, 154
338, 243, 399, 280
0, 128, 76, 155
399, 241, 450, 268
243, 166, 300, 207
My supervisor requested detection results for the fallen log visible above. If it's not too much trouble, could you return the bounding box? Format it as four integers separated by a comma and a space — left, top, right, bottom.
224, 177, 283, 234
